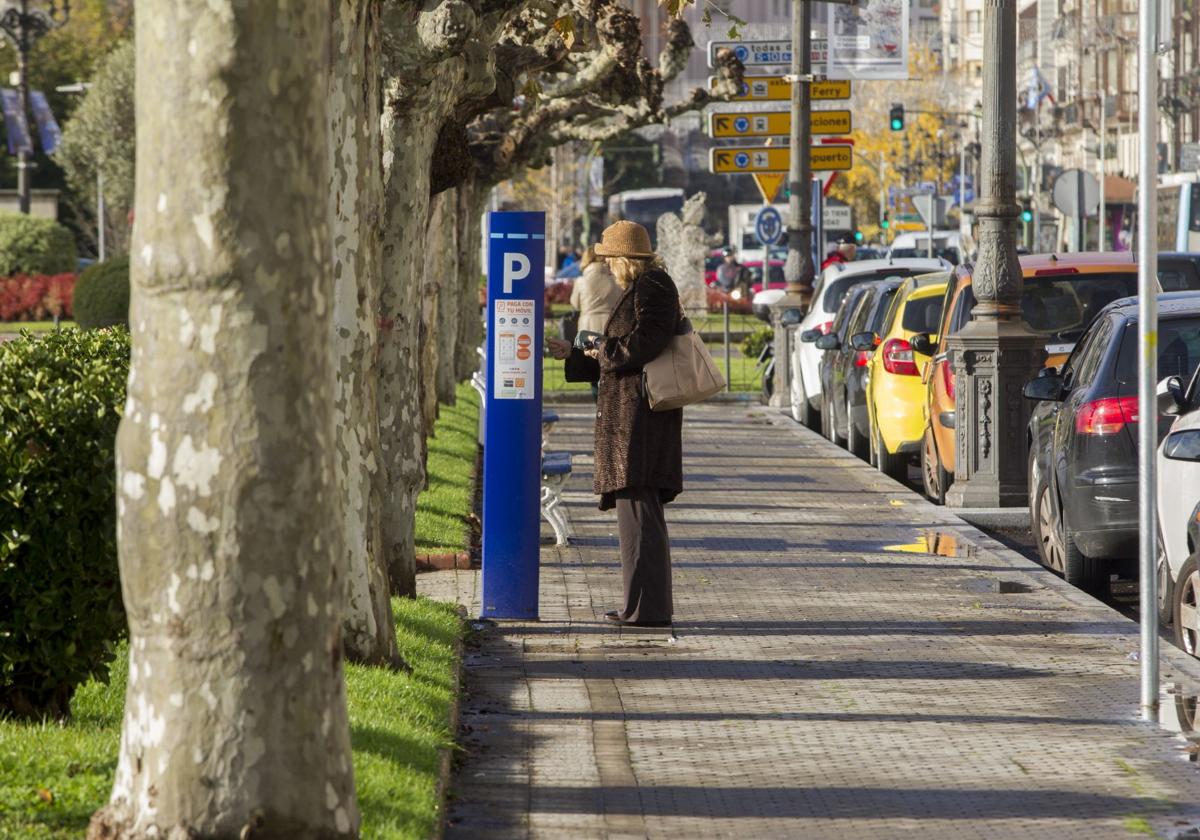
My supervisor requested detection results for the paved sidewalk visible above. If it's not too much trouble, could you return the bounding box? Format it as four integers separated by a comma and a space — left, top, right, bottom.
421, 403, 1200, 839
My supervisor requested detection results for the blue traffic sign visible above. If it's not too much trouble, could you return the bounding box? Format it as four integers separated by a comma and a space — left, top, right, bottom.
734, 152, 750, 169
755, 206, 784, 247
483, 211, 545, 619
734, 116, 750, 133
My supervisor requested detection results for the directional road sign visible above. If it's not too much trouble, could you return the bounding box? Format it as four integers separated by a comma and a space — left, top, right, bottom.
709, 145, 853, 174
708, 76, 852, 102
708, 110, 852, 138
754, 206, 785, 247
707, 38, 828, 68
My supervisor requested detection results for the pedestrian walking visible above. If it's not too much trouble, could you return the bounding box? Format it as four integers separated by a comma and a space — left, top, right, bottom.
547, 220, 682, 627
570, 246, 623, 335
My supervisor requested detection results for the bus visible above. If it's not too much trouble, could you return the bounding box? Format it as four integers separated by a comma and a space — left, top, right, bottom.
1157, 173, 1200, 251
606, 188, 684, 246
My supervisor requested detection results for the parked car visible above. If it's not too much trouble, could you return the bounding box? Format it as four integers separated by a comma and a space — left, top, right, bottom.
864, 272, 949, 479
814, 278, 904, 459
791, 257, 948, 429
1159, 253, 1200, 292
887, 231, 967, 265
917, 252, 1144, 505
744, 259, 786, 296
1025, 291, 1200, 595
1157, 364, 1200, 651
814, 282, 877, 446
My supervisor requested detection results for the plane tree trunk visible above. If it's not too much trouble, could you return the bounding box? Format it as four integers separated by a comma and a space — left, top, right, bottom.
89, 1, 358, 836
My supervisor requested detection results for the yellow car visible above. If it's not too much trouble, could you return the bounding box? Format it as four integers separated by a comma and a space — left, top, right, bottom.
864, 272, 950, 479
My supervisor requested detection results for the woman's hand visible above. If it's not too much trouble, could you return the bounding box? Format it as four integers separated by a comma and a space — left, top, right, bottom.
584, 346, 600, 360
546, 337, 572, 360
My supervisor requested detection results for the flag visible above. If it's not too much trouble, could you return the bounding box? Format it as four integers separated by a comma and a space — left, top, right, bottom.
0, 89, 31, 155
29, 91, 60, 155
1025, 67, 1055, 111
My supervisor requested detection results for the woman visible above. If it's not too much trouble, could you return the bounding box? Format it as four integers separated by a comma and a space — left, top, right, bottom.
547, 221, 682, 628
570, 246, 623, 335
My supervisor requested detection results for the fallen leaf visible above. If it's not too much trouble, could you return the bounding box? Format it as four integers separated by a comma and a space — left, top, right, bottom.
36, 787, 53, 804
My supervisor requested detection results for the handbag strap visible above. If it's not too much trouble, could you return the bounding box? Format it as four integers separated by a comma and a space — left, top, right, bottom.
675, 304, 692, 336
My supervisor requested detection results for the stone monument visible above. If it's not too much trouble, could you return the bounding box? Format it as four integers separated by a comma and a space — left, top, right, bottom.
656, 192, 710, 316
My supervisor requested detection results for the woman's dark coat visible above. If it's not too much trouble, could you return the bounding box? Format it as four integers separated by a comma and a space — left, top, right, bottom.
565, 267, 684, 510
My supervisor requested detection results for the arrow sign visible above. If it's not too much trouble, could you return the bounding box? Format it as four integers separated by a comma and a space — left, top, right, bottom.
709, 145, 853, 174
707, 39, 827, 68
708, 110, 852, 138
707, 77, 852, 102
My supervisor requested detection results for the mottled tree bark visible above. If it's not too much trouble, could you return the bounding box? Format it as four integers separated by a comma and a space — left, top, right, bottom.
90, 2, 358, 837
429, 188, 461, 407
455, 177, 486, 382
420, 192, 447, 438
330, 0, 401, 665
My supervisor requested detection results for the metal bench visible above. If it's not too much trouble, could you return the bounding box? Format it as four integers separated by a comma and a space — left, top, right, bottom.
540, 451, 572, 546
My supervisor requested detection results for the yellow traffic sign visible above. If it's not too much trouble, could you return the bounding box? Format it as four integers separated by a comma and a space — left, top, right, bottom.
707, 77, 852, 103
752, 173, 787, 203
708, 110, 852, 138
709, 145, 853, 174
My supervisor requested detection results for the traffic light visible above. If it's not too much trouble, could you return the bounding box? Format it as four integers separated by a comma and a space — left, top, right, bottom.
1021, 201, 1033, 224
889, 103, 904, 131
853, 230, 864, 243
881, 211, 890, 230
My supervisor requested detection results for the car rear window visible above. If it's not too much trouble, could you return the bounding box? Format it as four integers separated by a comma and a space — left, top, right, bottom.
890, 247, 961, 264
869, 288, 900, 332
1115, 316, 1200, 384
953, 271, 1138, 338
1159, 262, 1200, 291
822, 269, 916, 311
901, 295, 944, 334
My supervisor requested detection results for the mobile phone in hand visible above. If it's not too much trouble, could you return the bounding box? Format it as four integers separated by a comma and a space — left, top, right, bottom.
574, 330, 602, 350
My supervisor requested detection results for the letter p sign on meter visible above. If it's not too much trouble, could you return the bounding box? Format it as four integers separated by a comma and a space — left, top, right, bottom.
483, 212, 545, 619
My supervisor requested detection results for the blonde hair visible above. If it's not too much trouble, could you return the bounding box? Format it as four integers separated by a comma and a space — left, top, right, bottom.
580, 246, 598, 269
607, 255, 664, 288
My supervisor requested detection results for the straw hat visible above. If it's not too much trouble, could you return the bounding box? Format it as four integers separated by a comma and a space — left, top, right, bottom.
593, 220, 655, 258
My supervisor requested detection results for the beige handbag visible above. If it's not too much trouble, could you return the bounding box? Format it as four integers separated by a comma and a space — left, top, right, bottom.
642, 314, 726, 411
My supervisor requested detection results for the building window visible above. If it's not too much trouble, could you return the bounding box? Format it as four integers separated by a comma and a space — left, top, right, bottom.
967, 10, 981, 36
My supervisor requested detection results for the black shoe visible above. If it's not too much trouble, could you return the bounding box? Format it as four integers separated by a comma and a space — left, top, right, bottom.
619, 618, 672, 628
604, 610, 623, 622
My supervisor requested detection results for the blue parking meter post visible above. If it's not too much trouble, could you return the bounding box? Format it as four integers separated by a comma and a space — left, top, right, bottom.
482, 211, 545, 619
811, 177, 824, 260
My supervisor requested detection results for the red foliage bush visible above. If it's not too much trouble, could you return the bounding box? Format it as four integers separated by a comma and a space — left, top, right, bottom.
0, 274, 76, 321
544, 281, 574, 307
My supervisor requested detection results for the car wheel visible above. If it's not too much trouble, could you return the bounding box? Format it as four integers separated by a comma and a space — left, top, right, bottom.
793, 368, 819, 429
875, 425, 906, 481
846, 395, 869, 460
1173, 553, 1200, 658
921, 428, 947, 505
1056, 496, 1108, 596
1158, 527, 1174, 628
829, 393, 847, 448
1029, 450, 1064, 575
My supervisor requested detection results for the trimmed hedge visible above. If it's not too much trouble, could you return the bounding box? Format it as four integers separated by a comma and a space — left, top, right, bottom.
73, 256, 129, 329
0, 328, 130, 718
0, 212, 77, 277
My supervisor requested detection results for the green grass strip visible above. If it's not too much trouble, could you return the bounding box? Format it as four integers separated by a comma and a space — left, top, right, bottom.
0, 321, 76, 334
415, 380, 481, 553
0, 597, 464, 839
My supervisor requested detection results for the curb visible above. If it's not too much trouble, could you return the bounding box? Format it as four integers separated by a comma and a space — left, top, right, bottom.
546, 391, 761, 405
767, 407, 1200, 688
430, 609, 467, 840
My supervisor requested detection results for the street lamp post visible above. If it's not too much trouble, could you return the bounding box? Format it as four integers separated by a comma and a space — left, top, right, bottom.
0, 0, 71, 214
944, 0, 1043, 509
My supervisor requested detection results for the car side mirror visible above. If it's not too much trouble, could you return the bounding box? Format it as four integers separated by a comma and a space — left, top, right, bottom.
1164, 430, 1200, 461
910, 333, 936, 356
1157, 375, 1186, 416
780, 308, 803, 327
1023, 372, 1064, 402
850, 332, 876, 352
815, 334, 840, 351
800, 328, 821, 343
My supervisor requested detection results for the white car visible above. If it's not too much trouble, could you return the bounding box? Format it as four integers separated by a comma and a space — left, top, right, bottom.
789, 257, 947, 429
1157, 367, 1200, 655
887, 230, 970, 265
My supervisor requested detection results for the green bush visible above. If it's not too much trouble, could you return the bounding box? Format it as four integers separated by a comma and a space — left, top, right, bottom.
73, 256, 130, 329
0, 212, 77, 277
740, 326, 774, 360
0, 328, 130, 718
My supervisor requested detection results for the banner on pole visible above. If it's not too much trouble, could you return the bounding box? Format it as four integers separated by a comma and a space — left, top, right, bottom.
0, 90, 31, 155
29, 91, 60, 155
824, 0, 910, 80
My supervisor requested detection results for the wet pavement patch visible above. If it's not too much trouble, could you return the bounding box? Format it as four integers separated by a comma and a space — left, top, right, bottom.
883, 531, 980, 558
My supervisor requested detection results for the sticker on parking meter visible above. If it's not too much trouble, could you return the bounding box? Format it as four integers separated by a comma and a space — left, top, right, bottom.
493, 299, 535, 399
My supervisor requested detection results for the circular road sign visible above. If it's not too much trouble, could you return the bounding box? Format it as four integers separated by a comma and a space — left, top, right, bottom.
734, 116, 750, 133
734, 45, 749, 62
1051, 169, 1101, 217
755, 206, 784, 247
734, 152, 750, 169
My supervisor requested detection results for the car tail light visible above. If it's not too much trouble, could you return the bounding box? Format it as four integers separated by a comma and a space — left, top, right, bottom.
818, 320, 834, 335
1075, 396, 1139, 436
854, 350, 871, 367
881, 338, 920, 376
941, 359, 955, 400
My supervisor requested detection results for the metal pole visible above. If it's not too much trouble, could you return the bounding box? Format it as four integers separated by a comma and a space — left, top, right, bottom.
1076, 169, 1085, 252
1099, 89, 1107, 250
723, 301, 731, 393
1136, 0, 1160, 724
16, 0, 29, 215
97, 170, 106, 262
1033, 123, 1041, 250
785, 0, 813, 301
879, 151, 886, 243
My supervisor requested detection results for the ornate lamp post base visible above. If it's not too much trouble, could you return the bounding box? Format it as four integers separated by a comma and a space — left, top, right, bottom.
945, 317, 1043, 508
770, 290, 808, 408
